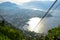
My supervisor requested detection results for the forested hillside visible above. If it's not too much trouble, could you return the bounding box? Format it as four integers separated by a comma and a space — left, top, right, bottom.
0, 20, 60, 40
41, 26, 60, 40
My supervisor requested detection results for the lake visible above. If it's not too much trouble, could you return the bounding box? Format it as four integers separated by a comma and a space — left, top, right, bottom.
24, 16, 60, 34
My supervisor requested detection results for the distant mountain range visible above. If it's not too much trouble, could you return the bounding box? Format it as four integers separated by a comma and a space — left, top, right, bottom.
23, 1, 60, 10
0, 2, 52, 29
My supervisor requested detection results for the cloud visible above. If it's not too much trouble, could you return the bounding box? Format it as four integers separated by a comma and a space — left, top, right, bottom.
29, 7, 45, 11
37, 0, 55, 1
0, 0, 31, 4
0, 0, 55, 5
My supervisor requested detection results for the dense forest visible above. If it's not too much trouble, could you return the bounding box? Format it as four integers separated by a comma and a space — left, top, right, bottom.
0, 20, 60, 40
41, 26, 60, 40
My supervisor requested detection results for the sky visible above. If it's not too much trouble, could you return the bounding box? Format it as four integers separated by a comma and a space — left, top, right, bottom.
0, 0, 60, 11
0, 0, 55, 4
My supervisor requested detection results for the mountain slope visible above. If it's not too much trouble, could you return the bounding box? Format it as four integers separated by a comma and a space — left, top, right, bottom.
0, 2, 52, 30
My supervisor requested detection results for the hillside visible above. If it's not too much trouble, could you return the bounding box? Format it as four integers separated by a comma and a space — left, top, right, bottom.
41, 26, 60, 40
0, 20, 60, 40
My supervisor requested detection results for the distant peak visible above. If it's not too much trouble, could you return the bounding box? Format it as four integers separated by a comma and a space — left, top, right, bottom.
0, 2, 20, 9
1, 2, 13, 4
0, 2, 19, 7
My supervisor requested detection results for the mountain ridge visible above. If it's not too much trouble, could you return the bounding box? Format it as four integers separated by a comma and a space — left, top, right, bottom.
0, 2, 52, 28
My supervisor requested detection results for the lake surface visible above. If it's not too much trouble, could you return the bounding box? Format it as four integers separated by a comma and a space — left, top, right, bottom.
24, 16, 60, 34
23, 11, 60, 34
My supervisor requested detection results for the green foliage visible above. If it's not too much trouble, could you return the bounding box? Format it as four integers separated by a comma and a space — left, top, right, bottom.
0, 33, 11, 40
0, 21, 38, 40
0, 20, 41, 40
0, 20, 60, 40
41, 26, 60, 40
0, 25, 25, 40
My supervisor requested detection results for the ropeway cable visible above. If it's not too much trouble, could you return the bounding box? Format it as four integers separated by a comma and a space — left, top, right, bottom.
49, 1, 60, 14
35, 0, 58, 28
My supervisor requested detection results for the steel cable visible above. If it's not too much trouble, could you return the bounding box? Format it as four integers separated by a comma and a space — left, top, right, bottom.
35, 0, 58, 28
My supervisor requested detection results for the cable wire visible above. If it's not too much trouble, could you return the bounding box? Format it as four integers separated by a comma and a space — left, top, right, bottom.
49, 1, 60, 14
35, 0, 58, 28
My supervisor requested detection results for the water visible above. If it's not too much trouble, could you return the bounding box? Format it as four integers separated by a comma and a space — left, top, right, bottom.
23, 11, 60, 34
24, 17, 41, 33
24, 16, 60, 34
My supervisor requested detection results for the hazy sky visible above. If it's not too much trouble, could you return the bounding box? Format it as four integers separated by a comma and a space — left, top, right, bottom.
0, 0, 55, 4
